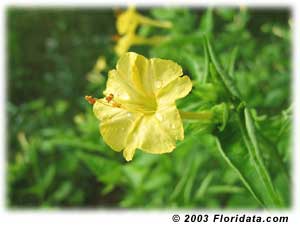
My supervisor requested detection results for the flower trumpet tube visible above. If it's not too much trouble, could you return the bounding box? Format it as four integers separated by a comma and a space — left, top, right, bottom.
114, 33, 169, 56
179, 111, 213, 120
86, 52, 223, 161
116, 6, 172, 35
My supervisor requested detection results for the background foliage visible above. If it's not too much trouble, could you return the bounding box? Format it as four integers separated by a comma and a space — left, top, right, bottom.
7, 7, 291, 208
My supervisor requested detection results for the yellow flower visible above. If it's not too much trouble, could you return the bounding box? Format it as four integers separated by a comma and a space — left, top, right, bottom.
114, 7, 172, 56
87, 56, 107, 84
116, 6, 172, 35
94, 56, 107, 72
114, 33, 135, 57
91, 52, 192, 161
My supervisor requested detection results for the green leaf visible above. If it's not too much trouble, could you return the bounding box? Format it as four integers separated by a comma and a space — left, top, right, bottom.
204, 36, 241, 100
181, 52, 203, 82
207, 185, 244, 194
215, 110, 285, 208
193, 83, 219, 102
78, 152, 122, 185
244, 108, 283, 206
183, 156, 202, 204
123, 164, 148, 188
215, 136, 264, 207
228, 47, 238, 77
25, 165, 56, 199
199, 8, 214, 34
203, 37, 209, 83
195, 172, 215, 200
50, 182, 72, 202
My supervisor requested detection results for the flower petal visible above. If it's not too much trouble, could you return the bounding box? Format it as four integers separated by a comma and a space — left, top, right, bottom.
116, 52, 154, 96
116, 7, 137, 35
155, 104, 184, 141
136, 116, 176, 153
114, 34, 132, 56
150, 58, 183, 92
104, 69, 157, 114
93, 99, 142, 151
104, 69, 142, 102
156, 75, 193, 105
123, 105, 183, 161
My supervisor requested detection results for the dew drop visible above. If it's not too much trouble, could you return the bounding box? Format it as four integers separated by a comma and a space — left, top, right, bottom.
104, 114, 111, 120
127, 112, 132, 117
156, 113, 163, 121
122, 94, 130, 100
155, 80, 162, 88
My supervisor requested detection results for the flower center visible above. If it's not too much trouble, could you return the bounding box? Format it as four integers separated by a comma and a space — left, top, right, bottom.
107, 92, 158, 115
134, 98, 158, 115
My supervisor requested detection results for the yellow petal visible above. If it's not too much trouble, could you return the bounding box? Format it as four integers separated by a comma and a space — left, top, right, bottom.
134, 115, 176, 154
137, 14, 173, 29
93, 99, 142, 151
94, 56, 106, 72
150, 58, 183, 92
123, 145, 136, 161
117, 52, 154, 96
155, 104, 184, 141
104, 69, 141, 102
116, 7, 138, 35
156, 75, 193, 105
123, 105, 183, 159
103, 69, 156, 114
115, 53, 185, 97
114, 34, 133, 56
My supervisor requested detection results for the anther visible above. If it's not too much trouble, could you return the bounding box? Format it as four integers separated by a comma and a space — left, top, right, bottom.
112, 102, 121, 108
105, 93, 114, 103
85, 95, 96, 105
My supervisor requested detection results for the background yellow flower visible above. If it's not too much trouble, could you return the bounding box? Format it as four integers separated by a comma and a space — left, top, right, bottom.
114, 7, 172, 56
116, 6, 172, 35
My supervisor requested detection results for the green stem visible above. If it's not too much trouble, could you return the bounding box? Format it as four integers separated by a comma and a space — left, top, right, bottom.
179, 110, 213, 120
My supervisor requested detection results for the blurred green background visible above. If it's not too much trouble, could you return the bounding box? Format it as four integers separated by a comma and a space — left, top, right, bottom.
7, 7, 291, 208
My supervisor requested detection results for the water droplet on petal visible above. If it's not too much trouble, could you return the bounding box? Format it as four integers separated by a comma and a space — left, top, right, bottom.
155, 80, 162, 88
156, 113, 163, 121
122, 94, 130, 100
171, 124, 176, 129
127, 112, 132, 117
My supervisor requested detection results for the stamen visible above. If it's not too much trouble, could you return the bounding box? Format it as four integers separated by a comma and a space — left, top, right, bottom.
112, 102, 121, 108
85, 95, 96, 105
105, 93, 114, 103
93, 94, 122, 108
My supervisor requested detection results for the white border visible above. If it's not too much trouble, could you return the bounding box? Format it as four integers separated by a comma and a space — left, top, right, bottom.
0, 0, 299, 225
